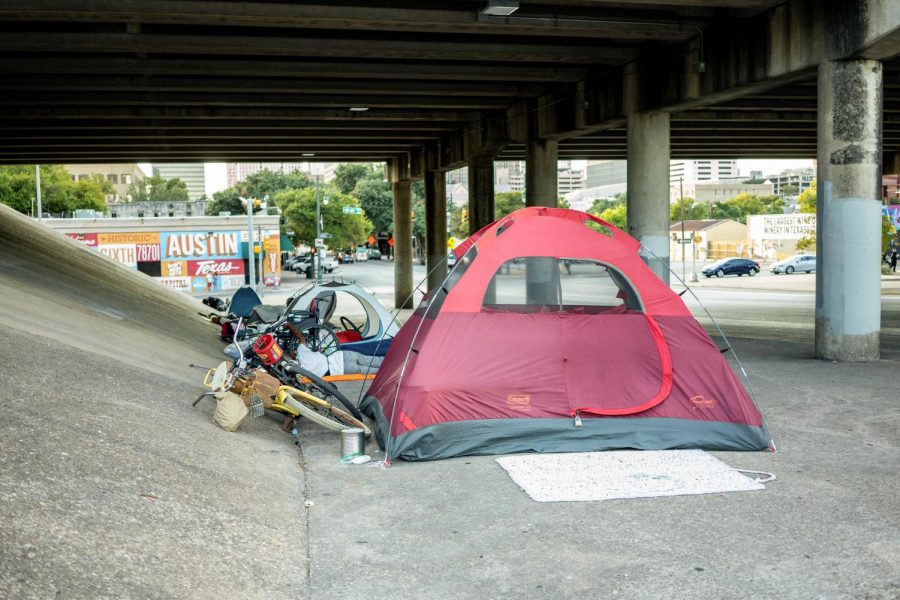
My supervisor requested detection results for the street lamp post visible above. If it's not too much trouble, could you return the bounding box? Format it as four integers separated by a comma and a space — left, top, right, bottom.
35, 165, 42, 222
314, 175, 322, 283
240, 196, 256, 290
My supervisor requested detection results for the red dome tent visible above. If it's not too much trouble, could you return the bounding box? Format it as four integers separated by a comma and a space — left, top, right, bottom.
361, 207, 770, 461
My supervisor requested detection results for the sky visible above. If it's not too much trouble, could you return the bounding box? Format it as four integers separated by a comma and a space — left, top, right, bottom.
198, 158, 815, 198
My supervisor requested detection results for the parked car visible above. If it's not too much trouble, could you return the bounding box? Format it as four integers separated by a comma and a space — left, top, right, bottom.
290, 255, 312, 273
367, 248, 382, 260
701, 257, 760, 278
354, 247, 368, 262
339, 251, 354, 264
321, 255, 338, 273
771, 254, 816, 274
447, 251, 457, 268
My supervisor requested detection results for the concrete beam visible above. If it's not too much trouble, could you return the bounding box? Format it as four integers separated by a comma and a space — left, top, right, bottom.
0, 32, 639, 64
511, 0, 900, 141
0, 57, 588, 83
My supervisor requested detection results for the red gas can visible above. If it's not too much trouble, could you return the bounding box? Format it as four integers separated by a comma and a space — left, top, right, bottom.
252, 333, 284, 365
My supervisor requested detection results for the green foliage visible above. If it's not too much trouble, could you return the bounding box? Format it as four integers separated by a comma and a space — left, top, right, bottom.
334, 163, 378, 195
278, 187, 371, 251
798, 180, 817, 213
882, 215, 896, 255
353, 173, 393, 235
449, 204, 468, 239
796, 232, 816, 252
782, 184, 800, 197
669, 197, 709, 222
587, 198, 621, 215
495, 191, 523, 219
208, 169, 314, 215
127, 174, 189, 202
597, 204, 627, 229
0, 165, 108, 216
709, 193, 784, 224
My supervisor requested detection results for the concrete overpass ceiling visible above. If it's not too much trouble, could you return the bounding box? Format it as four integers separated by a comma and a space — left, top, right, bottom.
0, 1, 895, 165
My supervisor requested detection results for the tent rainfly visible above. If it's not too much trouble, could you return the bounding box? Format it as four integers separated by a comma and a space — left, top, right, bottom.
361, 207, 771, 462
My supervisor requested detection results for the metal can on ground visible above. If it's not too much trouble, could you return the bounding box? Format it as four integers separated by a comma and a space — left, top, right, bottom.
340, 427, 365, 460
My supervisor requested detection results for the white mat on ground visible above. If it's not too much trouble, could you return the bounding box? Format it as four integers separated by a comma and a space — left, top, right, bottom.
495, 450, 766, 502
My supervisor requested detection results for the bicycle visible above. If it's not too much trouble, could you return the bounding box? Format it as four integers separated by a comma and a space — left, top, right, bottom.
193, 309, 366, 425
199, 364, 370, 436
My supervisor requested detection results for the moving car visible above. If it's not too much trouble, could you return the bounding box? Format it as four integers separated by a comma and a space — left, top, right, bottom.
447, 251, 457, 268
366, 248, 382, 260
354, 247, 368, 262
701, 257, 760, 278
771, 254, 816, 274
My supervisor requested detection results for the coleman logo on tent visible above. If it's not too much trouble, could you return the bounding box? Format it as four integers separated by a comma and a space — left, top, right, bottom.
690, 395, 716, 408
506, 394, 532, 411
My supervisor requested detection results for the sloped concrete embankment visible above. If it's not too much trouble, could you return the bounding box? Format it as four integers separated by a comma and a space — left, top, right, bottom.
0, 205, 309, 599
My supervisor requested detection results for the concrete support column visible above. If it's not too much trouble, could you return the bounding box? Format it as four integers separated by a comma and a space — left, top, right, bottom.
424, 169, 447, 292
626, 111, 671, 284
816, 59, 883, 361
467, 157, 494, 235
391, 176, 413, 309
525, 139, 558, 207
524, 138, 558, 303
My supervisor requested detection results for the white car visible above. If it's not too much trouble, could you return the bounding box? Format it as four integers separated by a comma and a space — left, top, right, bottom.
771, 254, 816, 274
354, 247, 368, 262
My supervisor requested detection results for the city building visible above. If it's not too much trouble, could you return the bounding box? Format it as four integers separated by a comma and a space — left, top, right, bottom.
766, 168, 815, 196
225, 162, 340, 187
503, 160, 583, 197
669, 218, 748, 262
107, 200, 210, 219
152, 163, 207, 201
64, 163, 149, 203
585, 160, 627, 189
685, 181, 775, 203
670, 160, 737, 185
43, 214, 284, 293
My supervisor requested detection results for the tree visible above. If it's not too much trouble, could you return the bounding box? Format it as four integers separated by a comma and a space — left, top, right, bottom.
882, 215, 896, 255
669, 197, 708, 222
709, 193, 784, 224
795, 181, 818, 250
495, 191, 524, 219
587, 197, 621, 215
782, 184, 800, 197
0, 165, 108, 216
798, 180, 817, 213
334, 163, 378, 195
597, 203, 627, 229
353, 173, 393, 235
279, 187, 371, 251
127, 174, 189, 202
208, 169, 314, 215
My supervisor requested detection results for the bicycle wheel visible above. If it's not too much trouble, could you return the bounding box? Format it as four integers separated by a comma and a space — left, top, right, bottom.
302, 324, 340, 356
281, 391, 371, 437
289, 365, 364, 422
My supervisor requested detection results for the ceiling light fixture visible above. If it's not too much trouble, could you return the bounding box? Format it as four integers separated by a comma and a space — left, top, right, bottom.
349, 106, 369, 112
481, 0, 519, 17
302, 153, 315, 157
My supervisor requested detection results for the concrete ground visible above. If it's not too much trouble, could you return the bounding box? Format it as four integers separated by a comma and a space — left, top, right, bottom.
1, 207, 898, 599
